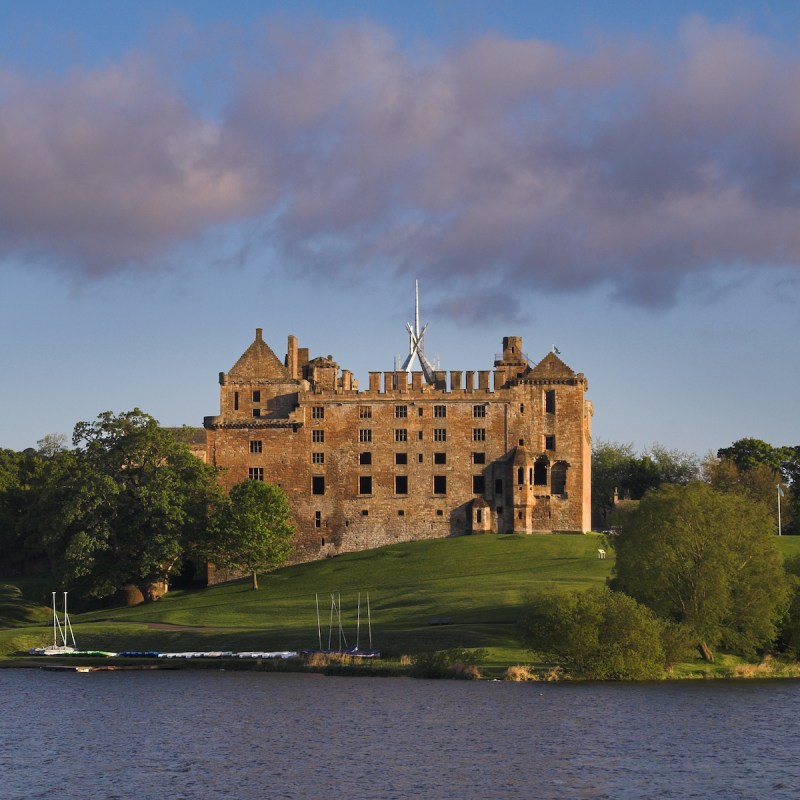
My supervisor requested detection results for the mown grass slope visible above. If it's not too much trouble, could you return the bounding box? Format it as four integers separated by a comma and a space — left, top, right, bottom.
3, 533, 799, 673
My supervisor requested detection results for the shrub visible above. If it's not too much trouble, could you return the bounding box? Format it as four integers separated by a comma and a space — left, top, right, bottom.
519, 587, 665, 680
409, 648, 487, 679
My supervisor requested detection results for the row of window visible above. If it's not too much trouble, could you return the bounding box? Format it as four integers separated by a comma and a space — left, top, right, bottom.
313, 451, 481, 466
251, 436, 556, 455
241, 396, 557, 418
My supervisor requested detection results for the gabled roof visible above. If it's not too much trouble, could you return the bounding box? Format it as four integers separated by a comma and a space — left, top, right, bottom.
529, 351, 576, 378
227, 328, 290, 381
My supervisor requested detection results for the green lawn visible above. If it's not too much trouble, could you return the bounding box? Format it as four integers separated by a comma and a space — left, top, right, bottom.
0, 533, 611, 664
3, 532, 799, 676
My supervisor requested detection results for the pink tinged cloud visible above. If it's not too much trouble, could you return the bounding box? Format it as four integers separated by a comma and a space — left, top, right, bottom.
1, 16, 799, 314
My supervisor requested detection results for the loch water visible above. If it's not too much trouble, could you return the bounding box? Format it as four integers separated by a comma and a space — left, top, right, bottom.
1, 669, 799, 799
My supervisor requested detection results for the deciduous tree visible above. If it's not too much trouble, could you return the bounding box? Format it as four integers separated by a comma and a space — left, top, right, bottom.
519, 587, 665, 679
611, 483, 789, 660
207, 480, 294, 590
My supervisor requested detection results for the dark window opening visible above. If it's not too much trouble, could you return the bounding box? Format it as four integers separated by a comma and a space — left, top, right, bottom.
312, 476, 325, 495
312, 430, 324, 443
433, 475, 447, 495
495, 478, 503, 494
249, 440, 262, 454
476, 509, 483, 523
248, 467, 263, 481
312, 452, 324, 464
395, 475, 408, 495
473, 452, 486, 465
418, 431, 424, 441
418, 453, 424, 463
434, 428, 446, 442
434, 452, 446, 465
473, 428, 486, 442
395, 429, 408, 442
434, 405, 447, 418
551, 462, 568, 494
519, 438, 524, 446
520, 403, 524, 413
360, 429, 372, 443
418, 408, 423, 417
545, 390, 556, 414
252, 408, 261, 418
395, 405, 408, 419
359, 476, 373, 495
315, 511, 321, 529
360, 451, 372, 465
473, 405, 486, 418
252, 390, 261, 403
517, 467, 524, 485
398, 509, 405, 517
534, 461, 548, 486
361, 509, 369, 516
395, 452, 408, 465
473, 475, 485, 494
234, 391, 239, 411
436, 509, 444, 516
545, 435, 556, 451
312, 406, 325, 419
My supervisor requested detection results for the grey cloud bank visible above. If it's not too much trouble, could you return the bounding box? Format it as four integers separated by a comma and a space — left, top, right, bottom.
1, 15, 799, 317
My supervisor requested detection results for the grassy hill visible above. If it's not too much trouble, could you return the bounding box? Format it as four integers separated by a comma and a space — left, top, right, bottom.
3, 533, 800, 674
0, 534, 611, 664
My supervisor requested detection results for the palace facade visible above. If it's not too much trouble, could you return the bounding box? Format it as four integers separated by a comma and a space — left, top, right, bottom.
204, 328, 592, 564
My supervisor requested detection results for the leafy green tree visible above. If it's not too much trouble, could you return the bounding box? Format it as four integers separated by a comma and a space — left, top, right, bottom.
207, 480, 294, 590
519, 587, 665, 679
31, 409, 223, 602
611, 483, 789, 660
592, 440, 699, 527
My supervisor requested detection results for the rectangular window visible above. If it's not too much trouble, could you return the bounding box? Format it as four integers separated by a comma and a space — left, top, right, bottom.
395, 452, 408, 465
312, 476, 325, 495
436, 509, 444, 517
252, 390, 261, 403
395, 475, 408, 495
359, 452, 372, 465
312, 430, 325, 443
418, 431, 423, 441
520, 403, 525, 414
434, 405, 447, 418
312, 406, 325, 419
249, 440, 262, 454
434, 428, 447, 442
395, 405, 408, 419
398, 509, 405, 517
418, 408, 423, 417
359, 429, 372, 443
473, 452, 486, 465
495, 478, 503, 494
248, 467, 264, 481
545, 390, 556, 414
434, 452, 446, 465
359, 475, 372, 495
315, 511, 321, 529
473, 405, 486, 418
433, 475, 447, 495
359, 405, 372, 419
252, 408, 261, 418
418, 453, 424, 463
473, 428, 486, 442
395, 428, 408, 443
234, 391, 239, 411
312, 452, 324, 464
361, 509, 369, 516
473, 475, 485, 494
545, 435, 556, 451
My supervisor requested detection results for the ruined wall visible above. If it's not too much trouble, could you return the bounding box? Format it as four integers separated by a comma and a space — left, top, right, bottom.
204, 331, 592, 578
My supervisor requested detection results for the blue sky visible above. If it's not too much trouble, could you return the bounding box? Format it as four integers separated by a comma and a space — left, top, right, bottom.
1, 1, 799, 458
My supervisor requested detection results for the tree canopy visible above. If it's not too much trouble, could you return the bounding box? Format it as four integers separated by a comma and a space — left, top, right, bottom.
206, 480, 294, 590
31, 410, 223, 601
519, 587, 666, 679
592, 440, 699, 527
611, 482, 789, 660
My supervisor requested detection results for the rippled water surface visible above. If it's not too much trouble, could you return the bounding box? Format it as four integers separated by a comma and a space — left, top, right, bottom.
2, 670, 799, 799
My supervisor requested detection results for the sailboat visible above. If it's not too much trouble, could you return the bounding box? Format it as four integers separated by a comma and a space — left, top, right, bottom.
30, 592, 77, 655
305, 592, 380, 658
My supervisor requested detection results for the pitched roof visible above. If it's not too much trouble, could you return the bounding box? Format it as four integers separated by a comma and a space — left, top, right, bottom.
226, 328, 290, 381
529, 351, 576, 378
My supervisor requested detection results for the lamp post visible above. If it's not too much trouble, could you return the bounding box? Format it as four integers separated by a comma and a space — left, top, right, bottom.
777, 484, 785, 536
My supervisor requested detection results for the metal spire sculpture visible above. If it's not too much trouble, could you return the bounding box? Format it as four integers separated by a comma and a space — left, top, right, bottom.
400, 280, 436, 383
